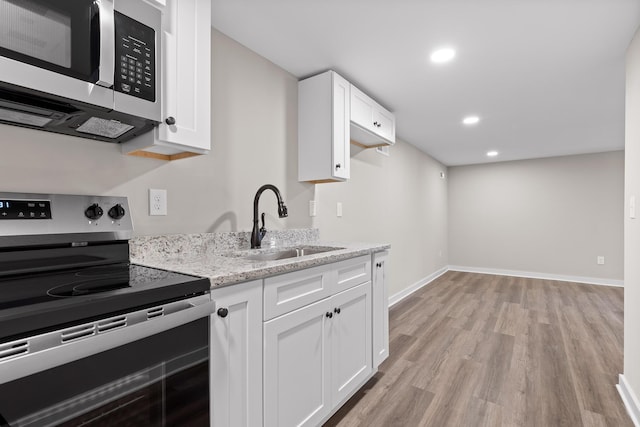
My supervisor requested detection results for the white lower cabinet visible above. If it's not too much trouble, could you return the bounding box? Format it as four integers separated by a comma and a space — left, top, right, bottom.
372, 251, 389, 368
210, 280, 263, 427
264, 297, 332, 427
210, 252, 387, 427
330, 283, 372, 406
264, 282, 372, 427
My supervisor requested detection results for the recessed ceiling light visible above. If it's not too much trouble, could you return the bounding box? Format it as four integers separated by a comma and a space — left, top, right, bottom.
462, 116, 480, 125
486, 150, 499, 157
430, 48, 456, 63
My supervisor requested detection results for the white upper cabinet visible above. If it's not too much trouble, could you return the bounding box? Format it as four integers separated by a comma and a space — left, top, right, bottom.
121, 0, 211, 160
350, 84, 395, 147
298, 70, 350, 183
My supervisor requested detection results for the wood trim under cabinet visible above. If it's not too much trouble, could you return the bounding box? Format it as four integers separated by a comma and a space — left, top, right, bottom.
307, 179, 343, 184
350, 140, 390, 149
127, 150, 203, 161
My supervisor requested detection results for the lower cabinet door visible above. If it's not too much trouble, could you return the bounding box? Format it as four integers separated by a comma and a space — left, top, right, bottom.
210, 280, 263, 427
330, 281, 372, 406
264, 298, 332, 427
372, 251, 389, 368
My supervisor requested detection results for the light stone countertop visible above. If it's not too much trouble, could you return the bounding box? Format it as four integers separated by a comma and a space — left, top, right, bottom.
129, 229, 390, 288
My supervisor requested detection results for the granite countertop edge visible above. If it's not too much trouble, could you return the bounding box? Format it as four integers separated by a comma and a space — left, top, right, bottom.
131, 241, 390, 288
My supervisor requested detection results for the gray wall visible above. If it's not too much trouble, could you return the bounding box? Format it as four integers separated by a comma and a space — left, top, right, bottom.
0, 29, 448, 301
312, 143, 448, 297
448, 151, 624, 282
624, 26, 640, 412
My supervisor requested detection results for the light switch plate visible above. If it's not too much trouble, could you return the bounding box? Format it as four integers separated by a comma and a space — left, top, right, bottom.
336, 202, 343, 217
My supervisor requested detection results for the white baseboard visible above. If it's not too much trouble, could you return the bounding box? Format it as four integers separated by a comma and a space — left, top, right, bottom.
388, 266, 448, 307
448, 265, 624, 288
618, 374, 640, 426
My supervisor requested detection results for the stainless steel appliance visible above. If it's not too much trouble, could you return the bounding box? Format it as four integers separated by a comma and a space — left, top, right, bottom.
0, 0, 161, 143
0, 192, 212, 426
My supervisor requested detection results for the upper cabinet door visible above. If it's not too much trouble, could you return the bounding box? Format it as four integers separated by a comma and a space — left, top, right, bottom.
298, 70, 350, 183
350, 84, 395, 147
332, 73, 350, 180
350, 85, 375, 134
159, 0, 211, 150
373, 107, 395, 144
122, 0, 211, 160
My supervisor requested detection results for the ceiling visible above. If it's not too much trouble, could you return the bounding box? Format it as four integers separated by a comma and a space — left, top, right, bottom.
211, 0, 640, 166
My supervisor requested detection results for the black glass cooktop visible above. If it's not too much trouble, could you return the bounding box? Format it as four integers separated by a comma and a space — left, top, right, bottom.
0, 263, 210, 343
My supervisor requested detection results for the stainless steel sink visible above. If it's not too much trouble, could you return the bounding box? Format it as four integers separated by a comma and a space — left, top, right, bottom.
242, 246, 344, 261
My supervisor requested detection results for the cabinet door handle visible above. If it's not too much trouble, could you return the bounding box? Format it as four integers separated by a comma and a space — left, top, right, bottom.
335, 163, 341, 169
376, 262, 382, 268
334, 307, 341, 314
165, 116, 176, 125
326, 312, 333, 318
217, 307, 229, 318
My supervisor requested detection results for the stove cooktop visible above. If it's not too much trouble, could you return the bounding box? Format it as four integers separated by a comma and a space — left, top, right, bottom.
0, 263, 210, 343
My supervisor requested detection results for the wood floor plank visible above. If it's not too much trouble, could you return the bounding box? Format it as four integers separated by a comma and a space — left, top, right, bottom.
323, 272, 631, 427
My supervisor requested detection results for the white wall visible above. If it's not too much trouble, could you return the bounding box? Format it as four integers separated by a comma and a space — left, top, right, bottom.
312, 143, 448, 298
0, 29, 448, 302
623, 26, 640, 419
0, 30, 309, 236
448, 151, 624, 283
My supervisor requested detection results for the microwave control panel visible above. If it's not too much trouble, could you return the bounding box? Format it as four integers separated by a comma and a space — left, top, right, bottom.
114, 12, 156, 102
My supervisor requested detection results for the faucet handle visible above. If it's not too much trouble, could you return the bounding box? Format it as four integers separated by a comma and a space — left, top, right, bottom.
260, 212, 267, 234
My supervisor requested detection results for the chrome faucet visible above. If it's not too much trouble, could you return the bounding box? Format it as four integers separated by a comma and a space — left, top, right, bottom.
251, 184, 288, 248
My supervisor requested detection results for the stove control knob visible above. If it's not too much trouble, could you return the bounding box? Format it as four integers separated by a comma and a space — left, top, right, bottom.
85, 203, 104, 220
108, 204, 126, 220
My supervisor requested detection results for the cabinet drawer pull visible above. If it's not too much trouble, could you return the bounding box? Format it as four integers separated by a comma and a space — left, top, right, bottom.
217, 307, 229, 318
334, 307, 341, 314
326, 312, 333, 319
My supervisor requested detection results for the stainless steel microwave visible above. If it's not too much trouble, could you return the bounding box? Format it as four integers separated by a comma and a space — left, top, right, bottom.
0, 0, 161, 143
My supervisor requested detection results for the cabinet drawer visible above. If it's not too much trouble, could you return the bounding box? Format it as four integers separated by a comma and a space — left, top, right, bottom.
335, 255, 371, 293
264, 264, 334, 321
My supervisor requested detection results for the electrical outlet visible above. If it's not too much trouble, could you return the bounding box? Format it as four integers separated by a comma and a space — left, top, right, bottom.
149, 189, 167, 216
597, 256, 605, 265
309, 200, 317, 217
336, 202, 343, 217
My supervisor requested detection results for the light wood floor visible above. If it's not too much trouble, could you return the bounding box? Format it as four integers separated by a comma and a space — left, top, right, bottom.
324, 271, 631, 427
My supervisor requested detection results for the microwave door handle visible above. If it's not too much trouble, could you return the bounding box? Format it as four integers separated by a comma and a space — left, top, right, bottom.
97, 0, 115, 88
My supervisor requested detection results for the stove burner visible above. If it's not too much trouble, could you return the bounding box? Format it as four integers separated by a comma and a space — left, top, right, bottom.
48, 278, 131, 297
75, 265, 130, 277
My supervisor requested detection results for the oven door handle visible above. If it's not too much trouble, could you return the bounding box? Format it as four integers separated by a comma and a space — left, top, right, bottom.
0, 295, 213, 385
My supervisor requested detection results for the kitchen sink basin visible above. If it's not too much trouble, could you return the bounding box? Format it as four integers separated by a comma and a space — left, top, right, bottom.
241, 246, 344, 261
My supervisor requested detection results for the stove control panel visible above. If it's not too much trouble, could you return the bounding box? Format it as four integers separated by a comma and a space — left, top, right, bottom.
0, 199, 51, 220
0, 193, 133, 247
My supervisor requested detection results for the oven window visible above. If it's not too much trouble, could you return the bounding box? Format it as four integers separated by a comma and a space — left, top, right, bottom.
0, 0, 100, 82
0, 318, 209, 427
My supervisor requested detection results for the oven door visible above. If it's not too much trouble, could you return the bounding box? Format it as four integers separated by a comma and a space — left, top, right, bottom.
0, 296, 212, 427
0, 0, 114, 109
